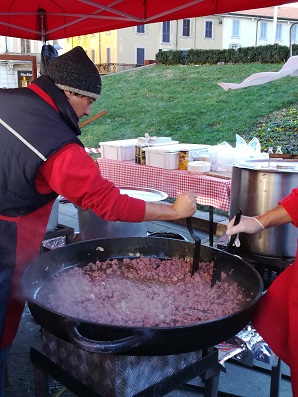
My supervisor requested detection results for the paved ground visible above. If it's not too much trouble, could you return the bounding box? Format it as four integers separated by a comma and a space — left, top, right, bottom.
4, 201, 293, 397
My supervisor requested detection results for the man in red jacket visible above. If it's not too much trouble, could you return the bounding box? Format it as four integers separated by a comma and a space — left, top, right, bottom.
0, 46, 197, 397
226, 188, 298, 396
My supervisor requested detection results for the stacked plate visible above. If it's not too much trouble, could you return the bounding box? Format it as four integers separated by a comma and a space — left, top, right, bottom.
187, 161, 211, 173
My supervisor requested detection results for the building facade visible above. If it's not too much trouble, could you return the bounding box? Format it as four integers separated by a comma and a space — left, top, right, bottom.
90, 6, 298, 66
0, 37, 63, 88
1, 6, 298, 87
223, 7, 298, 49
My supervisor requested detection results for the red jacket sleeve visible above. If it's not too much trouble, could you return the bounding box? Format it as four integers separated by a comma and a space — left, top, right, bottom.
279, 188, 298, 227
36, 144, 146, 222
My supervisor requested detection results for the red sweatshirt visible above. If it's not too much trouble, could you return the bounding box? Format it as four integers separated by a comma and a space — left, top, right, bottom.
253, 188, 298, 396
279, 187, 298, 226
36, 143, 146, 222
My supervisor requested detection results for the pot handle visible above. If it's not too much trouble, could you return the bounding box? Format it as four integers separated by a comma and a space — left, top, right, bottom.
64, 319, 153, 353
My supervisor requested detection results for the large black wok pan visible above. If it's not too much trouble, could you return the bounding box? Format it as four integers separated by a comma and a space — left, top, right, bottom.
23, 237, 263, 356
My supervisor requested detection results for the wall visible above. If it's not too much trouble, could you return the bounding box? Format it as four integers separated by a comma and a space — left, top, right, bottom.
0, 64, 17, 88
64, 34, 101, 63
221, 14, 298, 49
222, 16, 258, 48
194, 16, 223, 50
100, 29, 118, 64
115, 22, 161, 64
102, 16, 225, 65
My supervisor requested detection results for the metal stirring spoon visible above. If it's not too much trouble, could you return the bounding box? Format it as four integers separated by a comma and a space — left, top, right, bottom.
211, 209, 242, 287
186, 217, 201, 276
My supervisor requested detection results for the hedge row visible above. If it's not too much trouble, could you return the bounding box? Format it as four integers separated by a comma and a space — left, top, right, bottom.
155, 44, 298, 65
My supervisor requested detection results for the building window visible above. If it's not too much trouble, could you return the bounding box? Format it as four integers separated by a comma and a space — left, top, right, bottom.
21, 39, 30, 54
136, 25, 145, 34
162, 21, 170, 43
182, 19, 190, 37
275, 23, 282, 41
136, 47, 145, 65
291, 24, 297, 42
259, 22, 267, 40
232, 20, 240, 38
204, 20, 213, 38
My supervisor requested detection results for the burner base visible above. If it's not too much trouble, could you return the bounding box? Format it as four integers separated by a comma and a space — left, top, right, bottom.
30, 330, 220, 397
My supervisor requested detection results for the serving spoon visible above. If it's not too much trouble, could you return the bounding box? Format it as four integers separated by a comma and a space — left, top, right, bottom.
211, 209, 242, 287
186, 217, 201, 276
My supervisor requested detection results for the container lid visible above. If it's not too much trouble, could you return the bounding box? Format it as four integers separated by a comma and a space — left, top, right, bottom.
99, 139, 138, 147
143, 143, 209, 153
99, 139, 181, 149
119, 187, 168, 201
233, 159, 298, 173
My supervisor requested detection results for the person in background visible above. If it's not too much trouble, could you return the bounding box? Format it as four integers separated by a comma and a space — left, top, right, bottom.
226, 187, 298, 396
0, 46, 197, 397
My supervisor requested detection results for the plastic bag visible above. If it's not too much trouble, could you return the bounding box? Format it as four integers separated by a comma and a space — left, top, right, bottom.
208, 134, 266, 171
208, 142, 236, 171
234, 134, 264, 161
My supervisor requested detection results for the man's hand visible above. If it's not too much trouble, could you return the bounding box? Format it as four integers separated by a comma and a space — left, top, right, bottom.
172, 192, 197, 219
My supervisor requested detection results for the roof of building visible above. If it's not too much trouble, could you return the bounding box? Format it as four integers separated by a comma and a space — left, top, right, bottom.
227, 6, 298, 20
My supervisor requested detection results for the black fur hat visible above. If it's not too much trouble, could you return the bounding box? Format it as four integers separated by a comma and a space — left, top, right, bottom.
45, 46, 101, 99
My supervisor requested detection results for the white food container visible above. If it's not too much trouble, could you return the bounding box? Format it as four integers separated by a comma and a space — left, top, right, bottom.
145, 148, 179, 169
100, 138, 179, 161
144, 144, 210, 169
100, 139, 138, 161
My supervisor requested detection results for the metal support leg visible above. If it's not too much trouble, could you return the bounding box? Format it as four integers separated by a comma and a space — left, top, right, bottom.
204, 369, 220, 397
30, 348, 100, 397
209, 206, 214, 247
34, 366, 50, 397
270, 358, 281, 397
202, 347, 220, 397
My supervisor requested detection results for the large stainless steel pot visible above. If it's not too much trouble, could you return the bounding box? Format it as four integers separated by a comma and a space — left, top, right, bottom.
46, 196, 59, 232
23, 237, 263, 356
230, 159, 298, 257
78, 187, 168, 240
77, 207, 148, 239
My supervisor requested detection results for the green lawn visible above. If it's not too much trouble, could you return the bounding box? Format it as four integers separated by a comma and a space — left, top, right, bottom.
80, 63, 298, 154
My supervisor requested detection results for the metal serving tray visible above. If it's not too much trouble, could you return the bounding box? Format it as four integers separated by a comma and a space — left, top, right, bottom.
119, 187, 168, 201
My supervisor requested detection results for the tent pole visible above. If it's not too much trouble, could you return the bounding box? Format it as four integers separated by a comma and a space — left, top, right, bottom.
39, 10, 47, 43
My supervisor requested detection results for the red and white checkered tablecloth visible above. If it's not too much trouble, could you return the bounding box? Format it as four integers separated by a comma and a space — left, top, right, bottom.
96, 158, 231, 212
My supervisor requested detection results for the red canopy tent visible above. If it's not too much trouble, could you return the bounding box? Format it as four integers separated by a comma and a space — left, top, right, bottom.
0, 0, 298, 42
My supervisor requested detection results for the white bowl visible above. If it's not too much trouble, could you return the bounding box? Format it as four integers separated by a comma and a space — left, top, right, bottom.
187, 161, 211, 173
